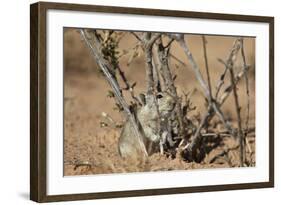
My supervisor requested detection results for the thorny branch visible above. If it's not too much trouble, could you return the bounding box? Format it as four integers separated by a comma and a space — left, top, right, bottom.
80, 29, 148, 157
142, 33, 161, 95
174, 34, 233, 138
219, 69, 248, 105
172, 35, 249, 164
202, 35, 213, 99
131, 32, 187, 67
241, 39, 253, 163
241, 39, 250, 134
155, 37, 186, 140
215, 39, 243, 101
228, 38, 245, 166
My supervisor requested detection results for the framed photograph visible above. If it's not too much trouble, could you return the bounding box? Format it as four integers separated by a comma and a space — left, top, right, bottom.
30, 1, 274, 202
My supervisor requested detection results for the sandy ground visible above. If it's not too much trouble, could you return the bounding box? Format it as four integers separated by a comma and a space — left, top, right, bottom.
63, 29, 256, 176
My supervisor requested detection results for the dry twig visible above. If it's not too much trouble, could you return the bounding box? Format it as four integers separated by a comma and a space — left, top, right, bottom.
241, 38, 251, 137
80, 29, 148, 157
202, 35, 213, 99
227, 38, 245, 166
155, 38, 185, 139
173, 36, 249, 162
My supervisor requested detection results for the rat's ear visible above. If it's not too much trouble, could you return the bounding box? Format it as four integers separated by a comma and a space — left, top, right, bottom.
145, 94, 155, 106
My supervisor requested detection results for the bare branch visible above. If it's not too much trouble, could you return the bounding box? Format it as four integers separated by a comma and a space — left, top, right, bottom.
175, 35, 233, 135
176, 36, 211, 99
170, 53, 187, 67
215, 58, 229, 99
241, 38, 250, 136
132, 32, 186, 67
152, 46, 162, 92
144, 46, 156, 95
202, 35, 213, 99
141, 33, 161, 95
184, 106, 212, 153
228, 38, 245, 166
131, 32, 142, 42
116, 66, 142, 105
80, 29, 148, 157
174, 36, 248, 161
214, 39, 242, 100
201, 126, 255, 137
155, 38, 185, 139
219, 69, 247, 105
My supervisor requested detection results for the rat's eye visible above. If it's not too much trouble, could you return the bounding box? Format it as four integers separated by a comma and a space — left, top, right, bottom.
156, 94, 163, 99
